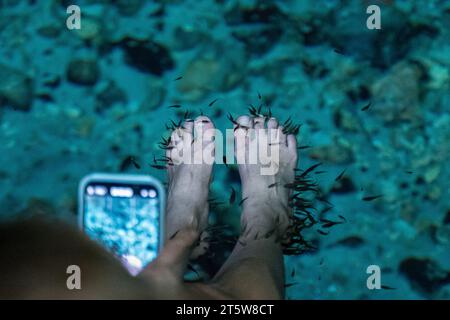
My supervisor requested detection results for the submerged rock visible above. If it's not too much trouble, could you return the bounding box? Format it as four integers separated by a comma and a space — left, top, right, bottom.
176, 44, 246, 101
0, 65, 34, 111
66, 58, 100, 86
95, 80, 127, 113
309, 137, 355, 165
139, 77, 166, 111
75, 16, 102, 41
371, 61, 422, 123
120, 38, 174, 76
399, 257, 450, 296
114, 0, 144, 16
225, 0, 285, 55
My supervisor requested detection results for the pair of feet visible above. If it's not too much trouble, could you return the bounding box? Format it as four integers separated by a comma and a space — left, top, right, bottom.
165, 114, 299, 251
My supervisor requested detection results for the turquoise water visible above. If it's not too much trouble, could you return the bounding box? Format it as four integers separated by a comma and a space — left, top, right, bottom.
0, 0, 449, 299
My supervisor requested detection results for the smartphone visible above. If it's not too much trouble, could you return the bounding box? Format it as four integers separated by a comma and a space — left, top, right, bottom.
78, 173, 165, 276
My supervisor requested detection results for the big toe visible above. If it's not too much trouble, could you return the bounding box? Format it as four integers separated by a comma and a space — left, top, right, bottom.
194, 116, 215, 142
235, 115, 253, 130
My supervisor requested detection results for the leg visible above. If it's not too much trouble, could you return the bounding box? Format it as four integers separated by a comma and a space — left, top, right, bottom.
144, 116, 215, 281
212, 115, 298, 299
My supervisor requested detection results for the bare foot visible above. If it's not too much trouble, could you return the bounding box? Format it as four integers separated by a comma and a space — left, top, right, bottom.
233, 115, 298, 241
165, 116, 215, 240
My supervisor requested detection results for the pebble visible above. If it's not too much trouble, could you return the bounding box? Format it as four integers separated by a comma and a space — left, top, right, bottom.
176, 49, 245, 101
75, 17, 102, 41
424, 165, 441, 183
309, 137, 354, 164
371, 62, 422, 123
66, 58, 100, 86
0, 64, 34, 111
140, 77, 166, 111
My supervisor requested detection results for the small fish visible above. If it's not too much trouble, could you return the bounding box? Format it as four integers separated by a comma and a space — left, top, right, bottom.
169, 230, 179, 240
338, 215, 347, 222
291, 268, 296, 277
241, 222, 248, 236
362, 194, 383, 201
268, 182, 278, 188
315, 171, 327, 174
150, 164, 166, 170
317, 196, 332, 206
265, 229, 276, 239
208, 98, 219, 107
405, 170, 413, 174
320, 206, 333, 215
187, 264, 200, 277
238, 197, 249, 206
36, 93, 54, 102
317, 230, 329, 236
120, 156, 140, 171
319, 258, 324, 265
283, 116, 292, 127
130, 157, 141, 169
248, 104, 259, 117
381, 285, 397, 290
258, 91, 262, 100
174, 76, 183, 81
267, 106, 272, 118
333, 48, 345, 55
299, 162, 323, 178
234, 124, 250, 132
173, 119, 182, 128
229, 187, 236, 204
284, 282, 299, 288
168, 104, 181, 108
335, 168, 346, 181
320, 218, 343, 228
238, 239, 247, 246
208, 197, 225, 209
156, 155, 173, 163
227, 112, 237, 125
361, 102, 371, 111
297, 145, 311, 150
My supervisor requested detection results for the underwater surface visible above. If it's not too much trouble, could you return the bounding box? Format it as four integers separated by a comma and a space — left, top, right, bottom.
0, 0, 449, 299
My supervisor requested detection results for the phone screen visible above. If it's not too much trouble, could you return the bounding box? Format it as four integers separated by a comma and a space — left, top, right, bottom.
81, 180, 162, 275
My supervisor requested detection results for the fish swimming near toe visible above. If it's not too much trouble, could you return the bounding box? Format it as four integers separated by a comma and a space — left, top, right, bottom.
361, 102, 371, 111
208, 98, 219, 107
335, 168, 346, 181
362, 194, 383, 201
229, 187, 236, 205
